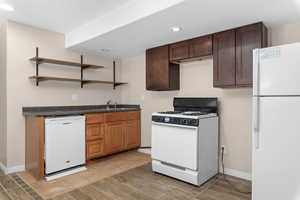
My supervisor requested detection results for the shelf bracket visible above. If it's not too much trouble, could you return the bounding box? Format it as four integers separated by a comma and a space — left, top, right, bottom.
35, 47, 39, 86
113, 61, 116, 90
80, 55, 84, 88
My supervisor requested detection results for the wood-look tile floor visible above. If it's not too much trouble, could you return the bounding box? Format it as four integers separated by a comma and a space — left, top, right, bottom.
16, 150, 151, 199
0, 151, 252, 200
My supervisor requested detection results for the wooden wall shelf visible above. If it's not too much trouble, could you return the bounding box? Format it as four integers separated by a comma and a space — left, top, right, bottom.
29, 75, 82, 83
29, 47, 127, 89
30, 57, 104, 69
29, 76, 128, 86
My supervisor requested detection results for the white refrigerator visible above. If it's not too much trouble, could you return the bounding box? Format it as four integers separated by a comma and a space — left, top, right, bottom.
253, 43, 300, 200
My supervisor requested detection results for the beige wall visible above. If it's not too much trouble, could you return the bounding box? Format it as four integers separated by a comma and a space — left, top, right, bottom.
0, 21, 7, 166
270, 22, 300, 46
120, 21, 300, 174
5, 21, 122, 168
120, 57, 253, 173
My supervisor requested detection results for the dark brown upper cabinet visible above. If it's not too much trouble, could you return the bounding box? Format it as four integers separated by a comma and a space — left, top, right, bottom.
213, 22, 268, 88
213, 30, 236, 87
169, 41, 189, 61
169, 35, 212, 62
235, 23, 268, 87
189, 35, 213, 58
146, 45, 179, 91
146, 22, 268, 91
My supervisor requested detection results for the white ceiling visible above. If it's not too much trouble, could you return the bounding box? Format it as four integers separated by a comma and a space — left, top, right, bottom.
1, 0, 300, 58
0, 0, 132, 33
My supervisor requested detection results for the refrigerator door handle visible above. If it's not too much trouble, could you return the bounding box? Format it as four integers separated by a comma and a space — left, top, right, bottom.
253, 49, 260, 96
253, 97, 260, 149
253, 49, 260, 149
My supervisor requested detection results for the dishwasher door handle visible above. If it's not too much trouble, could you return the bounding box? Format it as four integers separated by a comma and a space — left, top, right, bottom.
62, 122, 72, 125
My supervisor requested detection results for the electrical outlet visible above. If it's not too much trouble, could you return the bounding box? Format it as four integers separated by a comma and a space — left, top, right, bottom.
221, 145, 226, 154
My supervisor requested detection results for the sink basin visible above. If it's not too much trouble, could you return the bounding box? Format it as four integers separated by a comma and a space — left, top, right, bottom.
118, 108, 131, 110
103, 106, 132, 111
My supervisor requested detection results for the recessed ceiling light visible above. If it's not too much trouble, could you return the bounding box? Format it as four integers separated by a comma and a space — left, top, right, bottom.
171, 26, 182, 32
0, 3, 14, 11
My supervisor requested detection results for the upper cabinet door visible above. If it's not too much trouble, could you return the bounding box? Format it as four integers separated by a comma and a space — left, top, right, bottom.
146, 45, 179, 91
146, 45, 170, 90
169, 41, 189, 61
189, 35, 212, 58
213, 30, 236, 87
236, 23, 267, 87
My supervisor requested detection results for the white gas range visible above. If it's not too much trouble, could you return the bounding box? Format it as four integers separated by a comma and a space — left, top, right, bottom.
151, 98, 219, 186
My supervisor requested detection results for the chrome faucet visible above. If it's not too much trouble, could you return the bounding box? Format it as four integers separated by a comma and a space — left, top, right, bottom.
114, 102, 118, 110
106, 100, 112, 110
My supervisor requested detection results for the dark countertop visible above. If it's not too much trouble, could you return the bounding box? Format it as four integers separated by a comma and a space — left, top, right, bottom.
23, 104, 141, 117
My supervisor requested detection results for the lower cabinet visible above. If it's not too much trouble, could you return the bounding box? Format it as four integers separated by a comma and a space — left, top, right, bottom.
105, 121, 126, 154
86, 124, 105, 141
24, 111, 141, 180
86, 140, 105, 159
125, 120, 141, 149
86, 122, 106, 159
85, 111, 141, 161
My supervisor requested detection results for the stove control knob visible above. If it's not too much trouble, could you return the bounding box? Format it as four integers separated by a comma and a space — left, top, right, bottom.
191, 119, 198, 126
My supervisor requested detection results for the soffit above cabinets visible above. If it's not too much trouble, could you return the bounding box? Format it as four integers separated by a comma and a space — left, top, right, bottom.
0, 0, 132, 33
66, 0, 300, 58
1, 0, 300, 58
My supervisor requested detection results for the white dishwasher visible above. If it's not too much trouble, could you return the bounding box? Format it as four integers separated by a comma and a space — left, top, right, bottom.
45, 115, 86, 180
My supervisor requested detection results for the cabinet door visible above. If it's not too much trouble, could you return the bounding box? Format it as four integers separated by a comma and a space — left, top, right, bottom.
86, 140, 105, 159
169, 41, 189, 61
86, 124, 104, 141
105, 122, 126, 154
189, 35, 212, 58
146, 46, 179, 90
125, 120, 141, 149
213, 30, 236, 87
146, 45, 170, 90
236, 23, 265, 87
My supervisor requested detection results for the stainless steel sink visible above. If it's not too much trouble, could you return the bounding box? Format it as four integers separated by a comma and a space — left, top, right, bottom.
118, 107, 132, 110
104, 106, 132, 111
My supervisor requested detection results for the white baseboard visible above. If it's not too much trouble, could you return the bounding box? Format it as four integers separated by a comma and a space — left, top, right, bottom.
0, 162, 25, 174
0, 162, 6, 174
138, 148, 151, 155
220, 167, 251, 181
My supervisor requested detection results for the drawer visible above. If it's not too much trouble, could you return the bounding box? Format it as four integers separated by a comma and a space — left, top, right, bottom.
86, 113, 104, 124
105, 111, 140, 122
105, 112, 127, 122
86, 140, 105, 159
127, 111, 140, 120
86, 124, 105, 141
